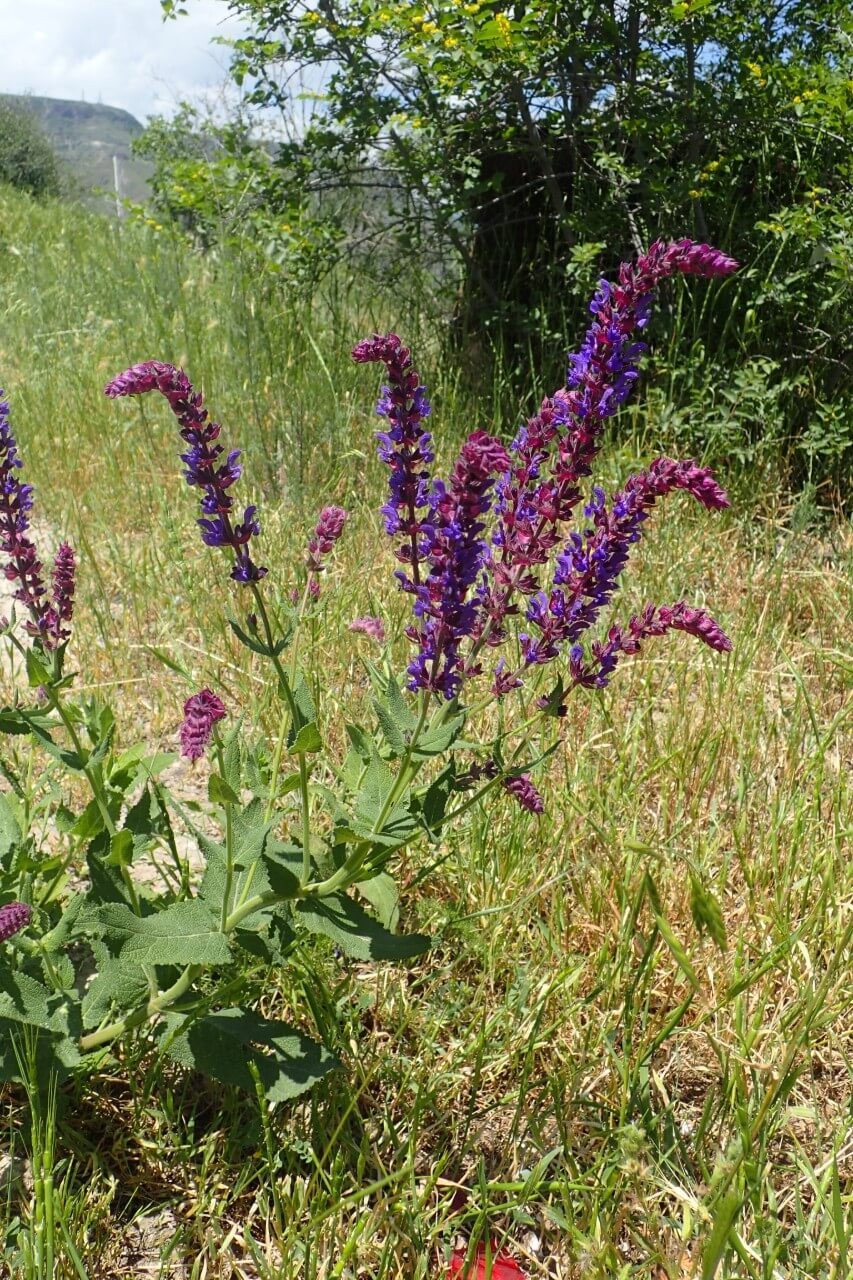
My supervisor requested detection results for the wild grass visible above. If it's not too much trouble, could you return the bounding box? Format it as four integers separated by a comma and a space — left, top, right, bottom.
0, 184, 851, 1278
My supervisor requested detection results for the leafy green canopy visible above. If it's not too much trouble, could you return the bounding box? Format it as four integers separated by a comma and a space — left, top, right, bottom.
149, 0, 851, 495
0, 99, 62, 199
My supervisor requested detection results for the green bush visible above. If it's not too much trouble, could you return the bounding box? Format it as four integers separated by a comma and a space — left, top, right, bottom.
0, 99, 61, 199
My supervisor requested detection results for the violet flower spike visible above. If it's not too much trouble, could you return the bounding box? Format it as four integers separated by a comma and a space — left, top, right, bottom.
570, 601, 732, 690
407, 431, 510, 699
521, 457, 729, 669
0, 901, 32, 942
487, 240, 738, 644
180, 688, 227, 763
0, 391, 72, 649
104, 361, 267, 584
352, 333, 434, 591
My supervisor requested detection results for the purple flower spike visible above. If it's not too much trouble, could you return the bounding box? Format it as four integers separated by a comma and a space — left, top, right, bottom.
0, 392, 75, 651
105, 361, 267, 584
502, 775, 545, 814
569, 600, 732, 690
486, 240, 738, 643
349, 616, 386, 643
0, 901, 32, 942
180, 688, 227, 763
407, 431, 510, 699
352, 333, 433, 591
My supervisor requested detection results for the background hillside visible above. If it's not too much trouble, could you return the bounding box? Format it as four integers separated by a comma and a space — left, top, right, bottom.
0, 93, 152, 207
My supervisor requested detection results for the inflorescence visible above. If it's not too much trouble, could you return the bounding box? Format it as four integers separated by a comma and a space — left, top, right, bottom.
353, 239, 737, 718
0, 391, 76, 649
104, 362, 267, 584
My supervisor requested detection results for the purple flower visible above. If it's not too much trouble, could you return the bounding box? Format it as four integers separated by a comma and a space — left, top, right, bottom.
306, 504, 347, 571
568, 600, 732, 691
486, 241, 738, 643
180, 688, 227, 762
0, 393, 75, 650
521, 456, 730, 670
105, 362, 267, 584
0, 901, 32, 942
349, 616, 386, 643
406, 431, 510, 699
502, 775, 544, 814
352, 334, 434, 591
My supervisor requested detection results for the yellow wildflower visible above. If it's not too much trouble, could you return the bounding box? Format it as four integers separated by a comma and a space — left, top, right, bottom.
422, 19, 438, 34
496, 11, 511, 43
444, 35, 458, 48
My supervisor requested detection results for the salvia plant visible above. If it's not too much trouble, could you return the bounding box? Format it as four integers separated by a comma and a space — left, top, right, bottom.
0, 239, 736, 1097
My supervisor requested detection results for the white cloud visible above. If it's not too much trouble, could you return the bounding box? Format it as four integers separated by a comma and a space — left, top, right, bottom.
0, 0, 247, 123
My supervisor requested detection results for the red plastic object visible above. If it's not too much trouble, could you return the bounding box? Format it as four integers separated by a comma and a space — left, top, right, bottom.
448, 1246, 527, 1278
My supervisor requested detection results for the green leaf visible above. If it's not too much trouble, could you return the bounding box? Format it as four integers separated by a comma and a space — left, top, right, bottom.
228, 616, 289, 658
412, 711, 466, 760
354, 749, 396, 826
296, 893, 429, 961
701, 1188, 742, 1279
25, 649, 51, 688
209, 772, 241, 807
690, 876, 728, 951
105, 829, 134, 868
0, 969, 65, 1032
221, 723, 243, 795
356, 872, 400, 930
285, 670, 317, 748
261, 841, 302, 897
288, 721, 322, 755
372, 673, 416, 755
158, 1007, 337, 1102
96, 901, 231, 967
81, 958, 150, 1030
0, 793, 22, 869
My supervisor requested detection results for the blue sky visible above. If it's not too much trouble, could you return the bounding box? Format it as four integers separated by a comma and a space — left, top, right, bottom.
1, 0, 247, 123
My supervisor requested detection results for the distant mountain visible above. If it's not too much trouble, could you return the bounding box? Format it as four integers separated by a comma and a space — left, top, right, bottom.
0, 94, 153, 209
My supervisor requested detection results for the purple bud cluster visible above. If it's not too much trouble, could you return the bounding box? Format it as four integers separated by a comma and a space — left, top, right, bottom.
0, 900, 32, 942
349, 616, 386, 644
306, 505, 347, 595
351, 333, 434, 591
180, 688, 227, 762
354, 240, 738, 713
0, 392, 75, 649
104, 362, 266, 584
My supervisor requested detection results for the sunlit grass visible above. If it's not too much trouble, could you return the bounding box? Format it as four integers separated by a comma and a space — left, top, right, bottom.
0, 184, 850, 1278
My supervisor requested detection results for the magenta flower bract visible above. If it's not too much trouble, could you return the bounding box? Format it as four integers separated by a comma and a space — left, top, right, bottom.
180, 688, 227, 763
349, 616, 386, 644
105, 362, 267, 584
0, 901, 32, 942
502, 774, 545, 814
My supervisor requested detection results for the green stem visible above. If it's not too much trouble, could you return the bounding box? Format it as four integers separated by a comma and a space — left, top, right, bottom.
45, 683, 141, 915
250, 584, 313, 884
79, 962, 203, 1053
216, 739, 235, 931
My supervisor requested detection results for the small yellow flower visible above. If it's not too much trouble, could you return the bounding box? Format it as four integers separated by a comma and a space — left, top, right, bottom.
803, 88, 818, 100
443, 35, 458, 47
412, 117, 424, 129
379, 8, 391, 17
746, 61, 762, 77
411, 12, 423, 24
705, 159, 720, 172
793, 95, 802, 105
496, 11, 511, 43
422, 19, 438, 34
688, 188, 703, 199
464, 1, 480, 10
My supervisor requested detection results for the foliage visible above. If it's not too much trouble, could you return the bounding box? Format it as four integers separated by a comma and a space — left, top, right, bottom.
0, 99, 62, 200
145, 0, 852, 499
